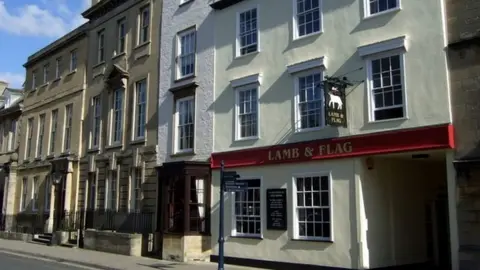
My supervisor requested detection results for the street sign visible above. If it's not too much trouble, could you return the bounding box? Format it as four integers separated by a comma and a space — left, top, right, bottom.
223, 171, 240, 179
224, 181, 248, 192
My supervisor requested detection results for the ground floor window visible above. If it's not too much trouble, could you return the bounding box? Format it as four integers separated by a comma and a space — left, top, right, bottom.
294, 174, 331, 240
232, 178, 261, 237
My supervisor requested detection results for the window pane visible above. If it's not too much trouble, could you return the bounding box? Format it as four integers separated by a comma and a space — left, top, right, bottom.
233, 179, 261, 236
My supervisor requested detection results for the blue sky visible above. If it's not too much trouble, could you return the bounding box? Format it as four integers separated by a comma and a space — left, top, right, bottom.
0, 0, 89, 88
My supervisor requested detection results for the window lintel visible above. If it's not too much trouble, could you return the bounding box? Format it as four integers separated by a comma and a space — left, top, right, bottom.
358, 36, 407, 58
287, 56, 327, 75
230, 73, 262, 89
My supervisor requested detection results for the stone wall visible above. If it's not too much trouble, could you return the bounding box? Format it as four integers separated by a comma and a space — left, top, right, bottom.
83, 229, 144, 256
162, 234, 211, 262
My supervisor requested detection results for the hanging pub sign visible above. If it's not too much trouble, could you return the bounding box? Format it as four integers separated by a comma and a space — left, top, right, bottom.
323, 78, 348, 127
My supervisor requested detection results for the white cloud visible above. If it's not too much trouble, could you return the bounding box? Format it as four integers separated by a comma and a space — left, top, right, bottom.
0, 72, 25, 88
0, 0, 88, 38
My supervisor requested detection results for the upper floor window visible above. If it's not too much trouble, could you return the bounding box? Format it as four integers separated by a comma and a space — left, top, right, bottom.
295, 71, 323, 131
26, 118, 34, 158
92, 95, 101, 148
134, 79, 147, 139
175, 96, 194, 153
37, 114, 45, 157
139, 6, 150, 44
367, 0, 399, 16
97, 30, 105, 63
32, 71, 37, 90
55, 57, 62, 78
368, 54, 405, 121
117, 18, 127, 54
293, 174, 332, 241
294, 0, 322, 38
112, 88, 124, 144
64, 104, 73, 151
50, 109, 58, 154
43, 63, 49, 84
237, 8, 258, 56
235, 86, 258, 140
132, 168, 142, 212
70, 50, 77, 71
177, 29, 196, 79
8, 119, 16, 151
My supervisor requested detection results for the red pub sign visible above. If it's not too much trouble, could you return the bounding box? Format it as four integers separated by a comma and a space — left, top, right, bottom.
211, 124, 454, 169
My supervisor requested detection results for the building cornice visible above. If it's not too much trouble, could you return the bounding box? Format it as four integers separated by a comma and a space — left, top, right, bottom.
82, 0, 129, 20
210, 0, 246, 10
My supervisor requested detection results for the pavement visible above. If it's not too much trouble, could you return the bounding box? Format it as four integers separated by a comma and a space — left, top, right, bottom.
0, 239, 259, 270
0, 252, 93, 270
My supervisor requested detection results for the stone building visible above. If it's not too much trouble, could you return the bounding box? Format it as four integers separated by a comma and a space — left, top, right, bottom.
156, 0, 215, 262
0, 81, 23, 230
16, 23, 89, 240
78, 0, 161, 257
446, 0, 480, 269
210, 0, 456, 269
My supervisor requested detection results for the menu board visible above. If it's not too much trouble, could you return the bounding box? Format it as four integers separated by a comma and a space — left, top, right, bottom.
266, 189, 287, 230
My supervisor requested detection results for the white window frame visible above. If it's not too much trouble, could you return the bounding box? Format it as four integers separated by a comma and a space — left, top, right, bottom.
105, 169, 118, 211
64, 104, 73, 152
97, 30, 105, 63
8, 119, 16, 152
20, 178, 28, 211
32, 176, 39, 211
134, 79, 147, 140
292, 172, 333, 241
117, 17, 127, 54
293, 69, 325, 132
138, 5, 150, 45
364, 0, 401, 18
37, 114, 45, 157
236, 5, 260, 57
70, 50, 77, 71
111, 88, 124, 144
176, 28, 197, 79
130, 167, 143, 212
234, 84, 259, 141
292, 0, 323, 40
366, 51, 407, 122
55, 57, 61, 79
32, 71, 37, 90
174, 96, 195, 154
26, 118, 34, 158
91, 95, 102, 148
44, 176, 52, 213
43, 63, 49, 84
49, 109, 58, 154
230, 177, 263, 238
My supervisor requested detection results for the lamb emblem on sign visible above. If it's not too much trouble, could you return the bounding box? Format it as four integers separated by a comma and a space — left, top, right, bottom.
328, 86, 343, 110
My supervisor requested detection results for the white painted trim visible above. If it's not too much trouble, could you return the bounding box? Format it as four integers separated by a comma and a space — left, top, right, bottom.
173, 95, 196, 154
291, 172, 333, 242
363, 0, 401, 19
230, 73, 262, 88
358, 36, 407, 58
235, 4, 260, 58
292, 0, 324, 40
287, 56, 327, 74
175, 27, 197, 80
234, 85, 260, 141
230, 177, 263, 238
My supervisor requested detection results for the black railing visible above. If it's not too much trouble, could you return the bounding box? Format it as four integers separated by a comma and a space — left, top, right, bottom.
0, 212, 49, 234
84, 209, 154, 233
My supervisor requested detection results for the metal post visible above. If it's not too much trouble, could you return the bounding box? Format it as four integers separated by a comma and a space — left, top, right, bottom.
218, 160, 225, 270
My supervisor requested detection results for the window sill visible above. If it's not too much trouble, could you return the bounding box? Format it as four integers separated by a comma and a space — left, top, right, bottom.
93, 61, 106, 69
367, 116, 408, 124
52, 77, 62, 83
291, 238, 333, 243
134, 41, 151, 51
170, 150, 195, 157
293, 30, 323, 42
34, 157, 42, 161
179, 0, 194, 8
294, 126, 325, 134
66, 69, 77, 76
174, 74, 196, 83
234, 136, 259, 142
105, 144, 122, 150
39, 82, 49, 88
112, 52, 126, 60
130, 138, 145, 145
87, 147, 100, 153
230, 235, 263, 240
46, 154, 55, 160
363, 7, 401, 20
60, 151, 72, 157
235, 50, 259, 60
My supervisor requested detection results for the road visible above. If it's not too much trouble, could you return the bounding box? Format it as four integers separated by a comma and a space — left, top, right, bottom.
0, 251, 93, 270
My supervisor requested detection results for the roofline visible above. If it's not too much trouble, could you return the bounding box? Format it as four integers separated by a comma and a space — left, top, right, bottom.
82, 0, 111, 18
23, 23, 89, 68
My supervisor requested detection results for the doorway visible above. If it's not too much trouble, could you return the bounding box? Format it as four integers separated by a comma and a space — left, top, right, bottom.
426, 192, 451, 269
